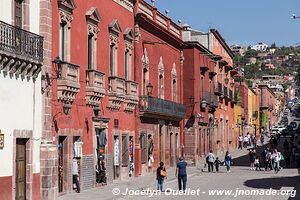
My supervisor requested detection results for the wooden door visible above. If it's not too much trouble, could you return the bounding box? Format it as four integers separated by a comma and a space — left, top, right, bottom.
16, 138, 26, 200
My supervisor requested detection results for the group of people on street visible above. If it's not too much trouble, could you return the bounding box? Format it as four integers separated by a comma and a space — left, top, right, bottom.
238, 133, 257, 150
206, 150, 232, 173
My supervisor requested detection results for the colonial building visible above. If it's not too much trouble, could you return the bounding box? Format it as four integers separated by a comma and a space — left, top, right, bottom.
51, 0, 137, 196
259, 85, 278, 132
182, 29, 220, 165
134, 0, 186, 175
0, 0, 45, 199
188, 28, 236, 154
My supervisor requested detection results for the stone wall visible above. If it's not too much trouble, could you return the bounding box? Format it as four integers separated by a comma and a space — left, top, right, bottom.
82, 155, 95, 190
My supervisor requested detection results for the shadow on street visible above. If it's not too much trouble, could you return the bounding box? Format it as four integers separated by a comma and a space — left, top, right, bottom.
244, 175, 300, 199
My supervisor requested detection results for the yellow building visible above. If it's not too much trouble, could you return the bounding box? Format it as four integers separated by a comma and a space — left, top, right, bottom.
248, 88, 260, 138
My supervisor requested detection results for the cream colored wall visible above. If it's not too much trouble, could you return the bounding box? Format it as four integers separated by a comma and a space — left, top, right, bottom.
0, 0, 41, 176
0, 0, 12, 24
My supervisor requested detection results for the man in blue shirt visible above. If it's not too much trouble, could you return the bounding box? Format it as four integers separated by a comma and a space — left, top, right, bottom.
176, 157, 187, 191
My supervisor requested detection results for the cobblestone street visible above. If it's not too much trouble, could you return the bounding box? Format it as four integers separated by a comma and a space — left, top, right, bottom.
59, 139, 300, 200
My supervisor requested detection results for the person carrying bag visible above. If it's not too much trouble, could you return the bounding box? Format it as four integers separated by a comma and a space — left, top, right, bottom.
156, 162, 166, 191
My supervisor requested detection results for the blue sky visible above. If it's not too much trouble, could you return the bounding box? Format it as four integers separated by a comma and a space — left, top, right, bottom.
145, 0, 300, 47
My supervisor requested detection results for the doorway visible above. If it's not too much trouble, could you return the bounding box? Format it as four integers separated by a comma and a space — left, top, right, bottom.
170, 132, 174, 166
15, 138, 27, 200
58, 136, 67, 193
198, 129, 202, 156
159, 125, 163, 163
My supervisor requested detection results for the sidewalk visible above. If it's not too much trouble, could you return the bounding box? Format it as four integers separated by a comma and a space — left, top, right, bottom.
59, 146, 255, 200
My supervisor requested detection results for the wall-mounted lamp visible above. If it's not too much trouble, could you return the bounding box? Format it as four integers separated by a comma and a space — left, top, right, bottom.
93, 106, 101, 117
146, 82, 153, 96
63, 102, 71, 115
201, 99, 207, 109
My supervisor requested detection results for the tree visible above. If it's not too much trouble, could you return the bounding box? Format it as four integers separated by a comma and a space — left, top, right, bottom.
270, 42, 276, 49
245, 49, 258, 58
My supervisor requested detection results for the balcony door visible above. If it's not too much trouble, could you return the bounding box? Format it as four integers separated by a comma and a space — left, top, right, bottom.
15, 0, 23, 28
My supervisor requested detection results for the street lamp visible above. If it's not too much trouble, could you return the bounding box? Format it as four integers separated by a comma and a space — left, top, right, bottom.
63, 102, 71, 115
146, 82, 153, 96
93, 106, 101, 117
201, 99, 207, 109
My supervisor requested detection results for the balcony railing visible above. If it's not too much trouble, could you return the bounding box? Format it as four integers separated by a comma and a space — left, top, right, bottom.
140, 96, 186, 119
86, 69, 105, 106
213, 95, 218, 108
126, 80, 138, 98
0, 20, 43, 63
214, 82, 223, 96
86, 69, 105, 90
229, 89, 233, 100
223, 86, 228, 98
108, 76, 126, 96
202, 91, 211, 105
56, 60, 80, 102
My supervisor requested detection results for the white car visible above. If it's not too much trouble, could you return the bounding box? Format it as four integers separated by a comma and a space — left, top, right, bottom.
278, 125, 285, 133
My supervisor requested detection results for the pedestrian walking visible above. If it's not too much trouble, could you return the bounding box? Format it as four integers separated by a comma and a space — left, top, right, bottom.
214, 157, 222, 172
156, 162, 166, 191
243, 135, 249, 148
238, 135, 243, 150
249, 149, 256, 170
265, 150, 272, 171
253, 137, 257, 149
207, 150, 215, 172
176, 157, 188, 191
272, 149, 281, 173
72, 158, 80, 193
254, 156, 261, 171
224, 151, 232, 173
260, 134, 264, 145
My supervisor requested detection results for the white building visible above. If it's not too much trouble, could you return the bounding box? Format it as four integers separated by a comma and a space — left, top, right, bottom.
0, 1, 45, 199
251, 42, 268, 52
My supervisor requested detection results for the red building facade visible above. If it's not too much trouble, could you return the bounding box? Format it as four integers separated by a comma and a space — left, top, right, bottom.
134, 0, 186, 175
51, 0, 137, 195
183, 41, 219, 164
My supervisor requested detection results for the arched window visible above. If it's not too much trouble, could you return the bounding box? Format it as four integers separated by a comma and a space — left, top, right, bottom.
158, 57, 164, 99
142, 48, 149, 95
171, 64, 177, 101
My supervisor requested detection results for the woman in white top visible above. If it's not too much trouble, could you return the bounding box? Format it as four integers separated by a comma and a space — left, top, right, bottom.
272, 149, 281, 173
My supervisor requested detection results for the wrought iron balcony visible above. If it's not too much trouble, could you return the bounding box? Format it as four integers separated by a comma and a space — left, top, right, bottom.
213, 95, 218, 108
223, 86, 228, 99
0, 20, 43, 62
86, 69, 105, 106
56, 60, 80, 102
0, 20, 43, 78
229, 89, 233, 100
139, 96, 186, 119
201, 91, 212, 105
214, 82, 223, 96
